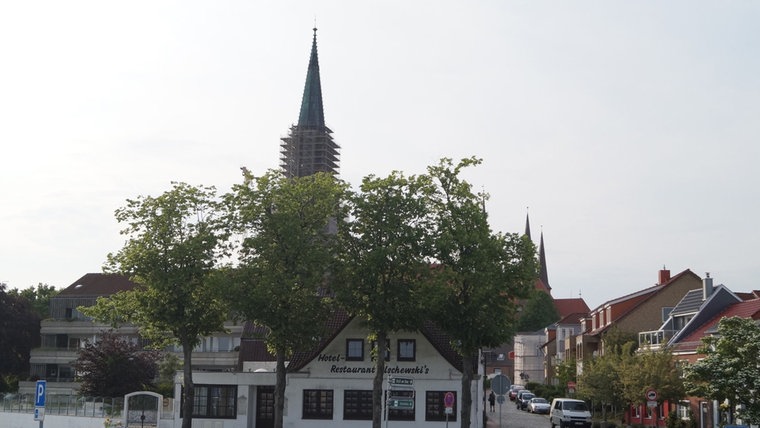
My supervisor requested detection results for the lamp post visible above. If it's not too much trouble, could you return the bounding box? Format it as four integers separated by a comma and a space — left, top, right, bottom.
481, 349, 493, 427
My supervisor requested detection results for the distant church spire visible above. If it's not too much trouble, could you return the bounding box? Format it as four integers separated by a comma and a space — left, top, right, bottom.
524, 209, 532, 240
538, 229, 550, 290
280, 27, 339, 178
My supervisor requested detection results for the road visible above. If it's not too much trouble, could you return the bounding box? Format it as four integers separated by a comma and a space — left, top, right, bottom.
485, 393, 550, 428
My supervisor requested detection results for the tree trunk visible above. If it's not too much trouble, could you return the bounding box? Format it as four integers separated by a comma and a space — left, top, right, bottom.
274, 349, 287, 428
181, 341, 194, 428
372, 332, 387, 428
460, 352, 474, 428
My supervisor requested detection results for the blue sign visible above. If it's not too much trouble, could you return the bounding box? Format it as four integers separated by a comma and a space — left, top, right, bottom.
35, 380, 46, 407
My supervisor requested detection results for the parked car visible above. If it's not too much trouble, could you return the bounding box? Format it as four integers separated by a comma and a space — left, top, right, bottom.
528, 397, 551, 414
516, 391, 534, 410
507, 385, 525, 401
550, 398, 592, 428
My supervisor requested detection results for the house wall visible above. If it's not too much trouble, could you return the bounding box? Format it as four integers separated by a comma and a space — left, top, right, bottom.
616, 274, 702, 336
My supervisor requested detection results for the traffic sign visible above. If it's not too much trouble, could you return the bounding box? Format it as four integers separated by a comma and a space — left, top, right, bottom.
491, 374, 509, 395
35, 380, 47, 407
389, 377, 414, 386
645, 388, 657, 401
497, 395, 506, 405
388, 398, 415, 409
34, 407, 45, 422
444, 391, 455, 408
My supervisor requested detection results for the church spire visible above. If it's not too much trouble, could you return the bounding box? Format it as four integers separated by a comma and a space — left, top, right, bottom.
524, 209, 532, 240
538, 230, 550, 290
297, 27, 325, 129
280, 28, 339, 178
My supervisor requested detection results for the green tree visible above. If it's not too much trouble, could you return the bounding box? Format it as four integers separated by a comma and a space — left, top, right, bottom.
578, 352, 624, 422
72, 331, 160, 397
554, 356, 577, 389
0, 283, 41, 387
333, 171, 435, 428
516, 288, 560, 332
426, 157, 537, 428
222, 170, 347, 428
82, 182, 230, 428
9, 283, 58, 319
685, 316, 760, 425
618, 347, 685, 420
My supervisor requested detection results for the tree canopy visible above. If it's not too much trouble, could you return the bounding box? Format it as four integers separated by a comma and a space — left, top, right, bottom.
221, 170, 348, 428
685, 316, 760, 425
82, 182, 230, 428
72, 331, 160, 397
0, 283, 41, 388
425, 157, 538, 428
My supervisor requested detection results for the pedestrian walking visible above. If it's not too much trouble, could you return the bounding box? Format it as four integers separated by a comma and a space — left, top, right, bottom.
488, 390, 496, 412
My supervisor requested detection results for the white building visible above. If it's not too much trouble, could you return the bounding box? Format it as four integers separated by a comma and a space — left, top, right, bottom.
169, 313, 480, 428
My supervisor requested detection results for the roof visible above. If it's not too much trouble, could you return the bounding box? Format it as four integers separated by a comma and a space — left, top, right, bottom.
57, 273, 138, 297
735, 290, 760, 300
239, 309, 468, 373
669, 289, 705, 316
556, 312, 588, 325
554, 298, 590, 318
587, 269, 701, 336
673, 298, 760, 353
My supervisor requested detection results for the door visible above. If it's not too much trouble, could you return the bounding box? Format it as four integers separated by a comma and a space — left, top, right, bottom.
255, 386, 275, 428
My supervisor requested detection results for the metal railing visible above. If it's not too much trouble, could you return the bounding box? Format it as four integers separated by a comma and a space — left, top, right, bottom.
1, 392, 124, 417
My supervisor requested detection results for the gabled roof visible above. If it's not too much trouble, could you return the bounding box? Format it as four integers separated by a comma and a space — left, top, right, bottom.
667, 285, 742, 345
554, 298, 590, 318
587, 269, 701, 336
239, 309, 467, 373
57, 273, 138, 297
735, 290, 760, 300
672, 298, 760, 353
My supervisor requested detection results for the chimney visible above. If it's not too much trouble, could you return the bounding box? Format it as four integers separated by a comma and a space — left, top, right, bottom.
703, 272, 714, 300
658, 267, 671, 285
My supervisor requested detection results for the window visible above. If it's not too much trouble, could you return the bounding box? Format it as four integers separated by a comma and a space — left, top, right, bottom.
343, 390, 372, 420
303, 389, 333, 419
181, 384, 237, 419
397, 339, 416, 361
346, 339, 364, 361
678, 401, 690, 419
425, 391, 456, 421
631, 404, 640, 418
387, 390, 414, 421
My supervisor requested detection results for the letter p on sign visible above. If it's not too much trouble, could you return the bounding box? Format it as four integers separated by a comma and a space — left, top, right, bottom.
35, 380, 46, 407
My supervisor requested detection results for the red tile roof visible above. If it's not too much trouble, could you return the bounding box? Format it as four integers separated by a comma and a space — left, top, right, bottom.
554, 298, 590, 317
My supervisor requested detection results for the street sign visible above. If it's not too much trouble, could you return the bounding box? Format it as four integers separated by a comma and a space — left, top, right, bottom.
444, 391, 455, 409
389, 377, 414, 386
496, 395, 506, 404
491, 374, 509, 395
647, 400, 658, 408
35, 380, 47, 407
34, 407, 45, 422
388, 398, 415, 409
645, 388, 657, 401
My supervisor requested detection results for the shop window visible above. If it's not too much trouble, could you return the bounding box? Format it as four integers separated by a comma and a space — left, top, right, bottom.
181, 384, 237, 419
346, 339, 364, 361
343, 390, 372, 420
397, 339, 416, 361
425, 391, 457, 422
303, 389, 333, 419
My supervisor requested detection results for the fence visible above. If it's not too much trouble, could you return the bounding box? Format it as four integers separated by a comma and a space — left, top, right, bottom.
1, 392, 173, 419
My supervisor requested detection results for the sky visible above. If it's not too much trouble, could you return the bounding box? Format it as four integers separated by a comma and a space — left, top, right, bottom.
1, 1, 759, 310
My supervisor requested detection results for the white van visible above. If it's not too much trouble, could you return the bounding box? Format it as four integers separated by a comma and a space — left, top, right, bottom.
549, 398, 592, 428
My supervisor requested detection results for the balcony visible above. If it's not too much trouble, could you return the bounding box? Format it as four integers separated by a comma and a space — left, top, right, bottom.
638, 329, 677, 350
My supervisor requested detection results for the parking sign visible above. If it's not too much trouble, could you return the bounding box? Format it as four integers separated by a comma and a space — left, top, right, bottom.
35, 380, 46, 407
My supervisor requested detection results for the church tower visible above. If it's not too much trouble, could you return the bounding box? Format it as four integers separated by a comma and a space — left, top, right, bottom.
280, 28, 339, 178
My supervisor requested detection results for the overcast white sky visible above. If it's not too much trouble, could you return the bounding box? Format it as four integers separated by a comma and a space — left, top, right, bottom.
1, 1, 759, 310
